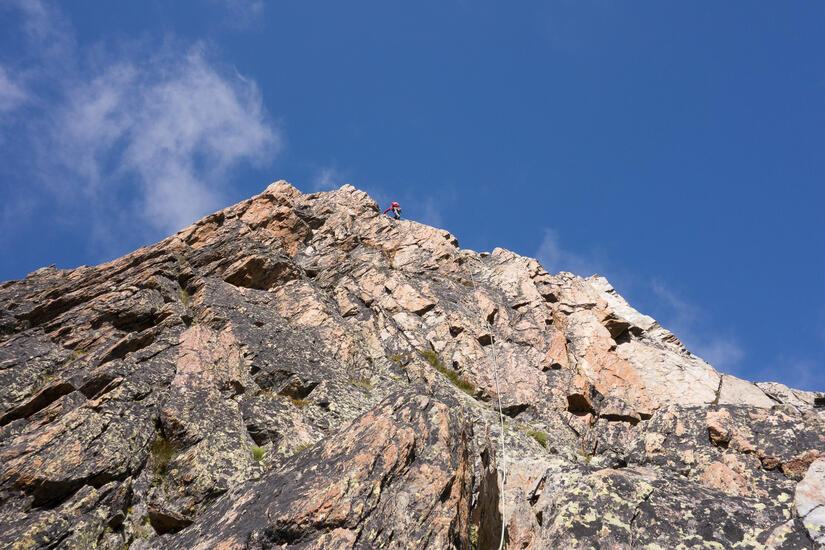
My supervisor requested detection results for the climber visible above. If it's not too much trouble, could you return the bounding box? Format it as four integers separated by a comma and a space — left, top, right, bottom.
383, 202, 402, 220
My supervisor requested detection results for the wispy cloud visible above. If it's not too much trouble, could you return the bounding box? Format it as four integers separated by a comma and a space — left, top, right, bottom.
756, 356, 823, 392
536, 228, 604, 276
52, 47, 279, 233
2, 1, 280, 253
693, 339, 746, 371
0, 65, 26, 114
9, 0, 54, 39
3, 0, 74, 70
650, 280, 745, 371
209, 0, 265, 29
312, 167, 345, 192
649, 280, 699, 329
417, 198, 443, 228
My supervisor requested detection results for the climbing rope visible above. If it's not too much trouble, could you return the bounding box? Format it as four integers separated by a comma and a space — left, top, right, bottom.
466, 257, 507, 550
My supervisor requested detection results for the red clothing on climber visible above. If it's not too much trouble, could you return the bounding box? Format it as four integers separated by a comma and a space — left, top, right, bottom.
383, 202, 401, 220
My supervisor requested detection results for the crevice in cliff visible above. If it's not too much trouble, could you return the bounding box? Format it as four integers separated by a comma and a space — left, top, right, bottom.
98, 329, 156, 365
79, 376, 123, 400
711, 375, 724, 406
474, 440, 505, 550
0, 380, 75, 426
567, 394, 597, 416
278, 379, 319, 400
599, 413, 641, 426
501, 403, 530, 418
541, 360, 563, 372
148, 507, 194, 535
628, 486, 655, 546
447, 426, 472, 549
23, 294, 95, 328
796, 516, 816, 548
486, 308, 497, 325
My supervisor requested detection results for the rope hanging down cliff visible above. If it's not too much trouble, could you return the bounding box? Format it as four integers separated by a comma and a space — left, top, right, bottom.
466, 257, 508, 550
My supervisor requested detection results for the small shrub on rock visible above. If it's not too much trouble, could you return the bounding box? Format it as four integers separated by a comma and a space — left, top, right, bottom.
289, 396, 310, 408
149, 436, 178, 485
349, 376, 373, 391
527, 430, 548, 449
251, 446, 265, 462
418, 349, 475, 397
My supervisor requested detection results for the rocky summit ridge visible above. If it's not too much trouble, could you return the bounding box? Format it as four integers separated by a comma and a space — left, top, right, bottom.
1, 181, 823, 549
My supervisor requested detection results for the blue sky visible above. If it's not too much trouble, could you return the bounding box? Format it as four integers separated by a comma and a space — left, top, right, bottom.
1, 1, 823, 390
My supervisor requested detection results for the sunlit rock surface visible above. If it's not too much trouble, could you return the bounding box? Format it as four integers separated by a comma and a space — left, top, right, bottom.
1, 181, 823, 549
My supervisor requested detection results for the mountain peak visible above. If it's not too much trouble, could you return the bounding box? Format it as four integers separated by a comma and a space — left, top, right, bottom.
1, 181, 823, 548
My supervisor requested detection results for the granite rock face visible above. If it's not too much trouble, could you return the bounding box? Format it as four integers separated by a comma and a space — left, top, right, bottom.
1, 181, 823, 549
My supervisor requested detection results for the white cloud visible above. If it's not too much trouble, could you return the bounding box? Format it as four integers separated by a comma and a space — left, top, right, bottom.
649, 280, 698, 331
209, 0, 264, 28
650, 280, 744, 370
0, 65, 26, 113
51, 47, 279, 234
6, 0, 54, 41
692, 339, 745, 370
536, 228, 602, 276
755, 356, 823, 392
312, 167, 344, 192
3, 0, 74, 68
1, 1, 281, 243
418, 198, 443, 228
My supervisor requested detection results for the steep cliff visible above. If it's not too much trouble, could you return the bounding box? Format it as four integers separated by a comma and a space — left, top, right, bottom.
1, 182, 823, 549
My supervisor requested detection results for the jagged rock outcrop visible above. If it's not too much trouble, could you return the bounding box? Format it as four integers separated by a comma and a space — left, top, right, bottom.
167, 390, 473, 549
0, 181, 823, 549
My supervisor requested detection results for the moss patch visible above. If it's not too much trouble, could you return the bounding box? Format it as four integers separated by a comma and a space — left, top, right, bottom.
149, 436, 178, 485
469, 525, 478, 549
251, 445, 265, 462
349, 376, 373, 391
289, 396, 311, 408
527, 429, 548, 449
418, 349, 475, 396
